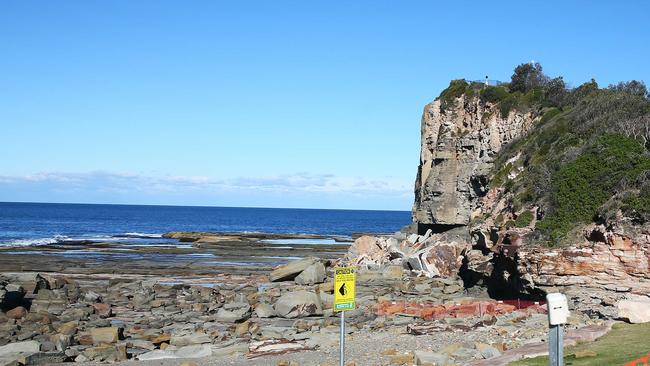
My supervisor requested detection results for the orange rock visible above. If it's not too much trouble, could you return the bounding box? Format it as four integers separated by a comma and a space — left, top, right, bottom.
375, 299, 529, 319
92, 303, 112, 318
6, 306, 27, 319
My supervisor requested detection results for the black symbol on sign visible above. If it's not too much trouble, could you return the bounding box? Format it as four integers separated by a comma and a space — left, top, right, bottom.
338, 283, 347, 296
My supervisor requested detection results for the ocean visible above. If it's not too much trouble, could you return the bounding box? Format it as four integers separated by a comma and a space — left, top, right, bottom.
0, 202, 411, 247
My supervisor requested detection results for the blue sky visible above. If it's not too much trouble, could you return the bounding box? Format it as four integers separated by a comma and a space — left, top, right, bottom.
1, 1, 649, 210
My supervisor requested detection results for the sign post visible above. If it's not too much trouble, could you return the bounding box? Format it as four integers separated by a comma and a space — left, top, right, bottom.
334, 267, 356, 366
546, 293, 570, 366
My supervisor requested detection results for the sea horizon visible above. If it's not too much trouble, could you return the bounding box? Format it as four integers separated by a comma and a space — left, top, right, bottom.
0, 200, 411, 213
0, 201, 411, 247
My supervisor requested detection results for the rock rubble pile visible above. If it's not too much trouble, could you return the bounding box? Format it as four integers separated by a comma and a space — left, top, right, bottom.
0, 255, 590, 365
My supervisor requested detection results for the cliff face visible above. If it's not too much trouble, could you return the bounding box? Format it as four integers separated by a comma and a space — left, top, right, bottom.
406, 88, 650, 320
412, 96, 535, 233
347, 77, 650, 321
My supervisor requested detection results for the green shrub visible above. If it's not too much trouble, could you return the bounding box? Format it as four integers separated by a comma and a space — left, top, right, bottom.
492, 163, 513, 187
485, 65, 650, 246
540, 107, 562, 124
537, 134, 650, 243
622, 187, 650, 222
438, 79, 469, 112
480, 86, 510, 104
514, 210, 534, 228
499, 95, 519, 118
522, 88, 545, 106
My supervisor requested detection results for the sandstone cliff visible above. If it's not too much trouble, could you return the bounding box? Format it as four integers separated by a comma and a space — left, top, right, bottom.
349, 76, 650, 321
412, 94, 536, 232
410, 80, 650, 320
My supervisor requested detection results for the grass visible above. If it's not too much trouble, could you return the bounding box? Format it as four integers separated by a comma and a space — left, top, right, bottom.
509, 322, 650, 366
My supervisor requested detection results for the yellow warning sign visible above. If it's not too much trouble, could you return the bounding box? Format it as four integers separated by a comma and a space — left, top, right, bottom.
334, 267, 356, 311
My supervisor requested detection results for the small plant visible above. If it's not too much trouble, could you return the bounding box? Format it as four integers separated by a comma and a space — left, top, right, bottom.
499, 95, 519, 118
514, 210, 534, 228
438, 79, 469, 112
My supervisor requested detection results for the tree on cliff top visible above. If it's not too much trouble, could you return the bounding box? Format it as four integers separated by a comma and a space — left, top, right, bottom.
608, 80, 649, 99
510, 62, 548, 93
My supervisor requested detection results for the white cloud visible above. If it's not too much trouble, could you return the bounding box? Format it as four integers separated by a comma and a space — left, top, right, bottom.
0, 171, 412, 197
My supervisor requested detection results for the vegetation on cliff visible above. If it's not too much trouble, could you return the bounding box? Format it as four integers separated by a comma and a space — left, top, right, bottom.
437, 64, 650, 245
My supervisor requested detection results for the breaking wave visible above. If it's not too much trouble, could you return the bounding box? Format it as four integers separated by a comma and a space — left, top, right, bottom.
0, 235, 68, 247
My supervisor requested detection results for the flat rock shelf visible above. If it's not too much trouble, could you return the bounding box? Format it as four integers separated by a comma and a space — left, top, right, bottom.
0, 232, 352, 277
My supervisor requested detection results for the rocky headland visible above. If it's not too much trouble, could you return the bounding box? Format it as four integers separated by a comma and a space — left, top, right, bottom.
2, 64, 650, 365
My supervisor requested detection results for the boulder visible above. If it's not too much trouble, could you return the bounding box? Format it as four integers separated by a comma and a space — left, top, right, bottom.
234, 321, 250, 337
129, 340, 156, 351
347, 236, 389, 266
82, 345, 127, 362
0, 359, 19, 366
0, 341, 40, 357
34, 275, 50, 294
50, 334, 72, 352
6, 307, 27, 319
29, 298, 67, 316
55, 322, 78, 336
58, 307, 91, 323
414, 350, 449, 366
254, 303, 276, 318
83, 290, 101, 303
617, 299, 650, 323
19, 351, 67, 365
150, 333, 171, 345
170, 332, 212, 346
215, 302, 251, 323
274, 291, 323, 318
270, 258, 318, 282
91, 303, 112, 318
318, 291, 334, 310
294, 262, 327, 285
90, 327, 121, 345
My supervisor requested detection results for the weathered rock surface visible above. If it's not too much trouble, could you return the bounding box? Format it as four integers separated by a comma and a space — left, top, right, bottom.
170, 332, 212, 346
254, 303, 276, 318
216, 302, 251, 323
414, 350, 449, 366
412, 96, 535, 229
270, 258, 318, 282
0, 341, 40, 356
617, 298, 650, 323
5, 307, 26, 320
137, 344, 212, 360
82, 344, 127, 362
90, 327, 121, 345
345, 234, 465, 278
274, 291, 323, 318
294, 262, 327, 285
